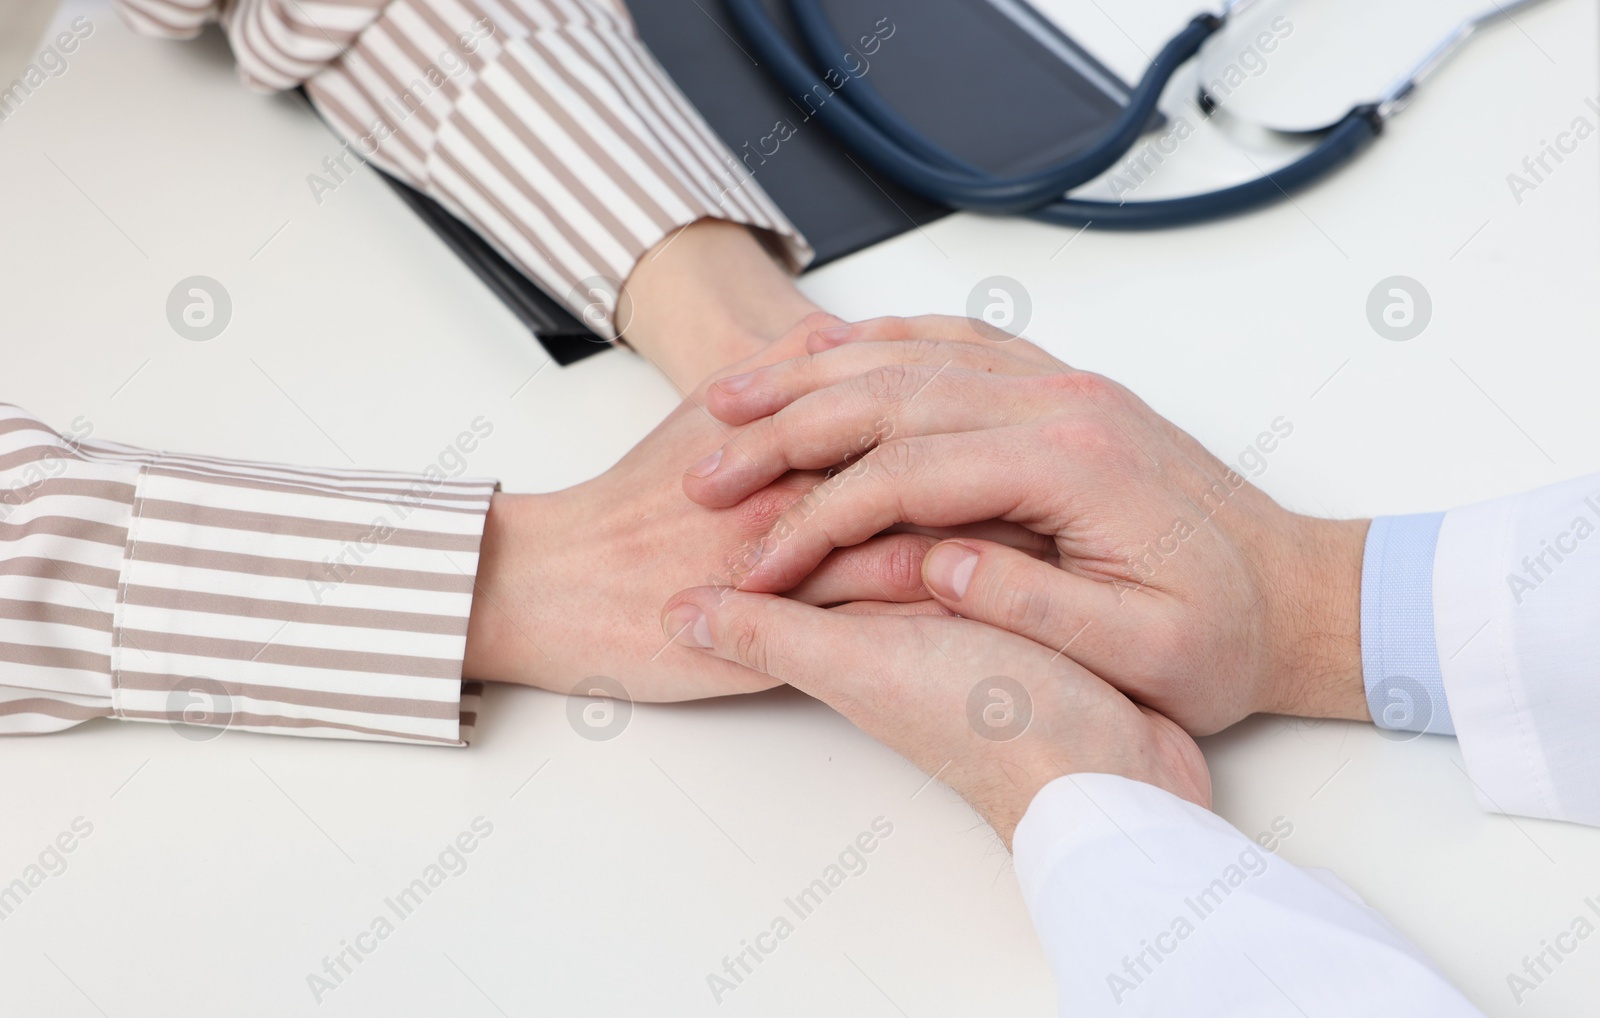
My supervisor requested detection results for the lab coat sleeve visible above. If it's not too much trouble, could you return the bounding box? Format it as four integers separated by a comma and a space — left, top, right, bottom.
111, 0, 813, 340
1422, 473, 1600, 825
1011, 773, 1484, 1017
0, 404, 493, 745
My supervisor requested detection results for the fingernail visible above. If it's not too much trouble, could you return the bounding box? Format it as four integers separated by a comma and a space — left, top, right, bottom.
813, 325, 852, 344
664, 606, 712, 648
687, 448, 723, 477
925, 543, 979, 600
716, 371, 755, 394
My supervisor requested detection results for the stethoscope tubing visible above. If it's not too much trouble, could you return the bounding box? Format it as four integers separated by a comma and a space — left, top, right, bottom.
726, 0, 1531, 229
724, 0, 1225, 213
1029, 106, 1383, 228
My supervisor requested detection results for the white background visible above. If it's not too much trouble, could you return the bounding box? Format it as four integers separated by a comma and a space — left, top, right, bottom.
1, 0, 1597, 1014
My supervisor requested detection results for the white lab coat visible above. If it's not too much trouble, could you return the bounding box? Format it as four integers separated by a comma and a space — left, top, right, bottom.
1014, 775, 1482, 1015
1014, 475, 1600, 1015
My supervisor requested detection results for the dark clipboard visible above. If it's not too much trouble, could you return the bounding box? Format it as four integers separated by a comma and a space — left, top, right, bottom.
373, 0, 1144, 365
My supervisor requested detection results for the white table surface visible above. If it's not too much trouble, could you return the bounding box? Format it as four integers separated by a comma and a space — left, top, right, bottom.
2, 1, 1597, 1014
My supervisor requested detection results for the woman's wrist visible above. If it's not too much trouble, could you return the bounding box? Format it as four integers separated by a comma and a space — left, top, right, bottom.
618, 219, 821, 388
463, 491, 563, 689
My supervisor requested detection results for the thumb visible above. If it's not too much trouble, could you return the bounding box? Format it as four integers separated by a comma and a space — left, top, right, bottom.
921, 539, 1134, 658
660, 586, 884, 704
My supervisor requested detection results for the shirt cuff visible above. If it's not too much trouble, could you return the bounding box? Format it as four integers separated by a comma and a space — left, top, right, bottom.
1, 406, 498, 744
1433, 476, 1600, 825
97, 440, 495, 746
1360, 512, 1454, 736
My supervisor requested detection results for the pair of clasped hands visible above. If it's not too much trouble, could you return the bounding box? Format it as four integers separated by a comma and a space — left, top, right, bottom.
469, 313, 1370, 845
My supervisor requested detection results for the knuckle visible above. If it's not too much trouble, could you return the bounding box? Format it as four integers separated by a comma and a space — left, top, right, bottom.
784, 351, 826, 389
896, 337, 946, 366
990, 568, 1056, 634
729, 615, 775, 674
867, 438, 920, 483
881, 536, 929, 594
912, 313, 964, 334
874, 315, 913, 338
1040, 414, 1122, 463
862, 362, 920, 404
849, 315, 909, 345
961, 317, 1016, 345
1055, 369, 1124, 405
735, 483, 801, 535
747, 414, 791, 460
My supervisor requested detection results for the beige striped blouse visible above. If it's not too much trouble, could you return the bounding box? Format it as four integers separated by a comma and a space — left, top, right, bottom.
112, 0, 813, 339
3, 0, 816, 744
2, 405, 493, 744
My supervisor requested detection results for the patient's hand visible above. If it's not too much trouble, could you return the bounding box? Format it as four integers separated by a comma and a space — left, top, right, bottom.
462, 314, 945, 701
679, 315, 1369, 734
659, 586, 1210, 847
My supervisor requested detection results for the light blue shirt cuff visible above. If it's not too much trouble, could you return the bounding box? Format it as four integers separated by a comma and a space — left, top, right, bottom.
1360, 512, 1454, 736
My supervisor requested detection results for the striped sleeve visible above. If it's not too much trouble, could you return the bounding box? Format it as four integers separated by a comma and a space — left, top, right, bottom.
112, 0, 814, 340
0, 404, 493, 746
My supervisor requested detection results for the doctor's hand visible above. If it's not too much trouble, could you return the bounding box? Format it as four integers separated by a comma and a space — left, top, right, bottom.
658, 587, 1211, 847
462, 314, 950, 702
680, 316, 1370, 735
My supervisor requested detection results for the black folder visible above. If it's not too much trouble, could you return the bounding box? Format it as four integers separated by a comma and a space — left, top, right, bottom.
381, 0, 1142, 365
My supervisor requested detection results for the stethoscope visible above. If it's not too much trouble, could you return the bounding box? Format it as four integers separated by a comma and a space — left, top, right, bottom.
724, 0, 1559, 229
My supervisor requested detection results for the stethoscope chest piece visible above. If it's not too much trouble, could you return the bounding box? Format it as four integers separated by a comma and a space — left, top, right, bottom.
1199, 0, 1557, 136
